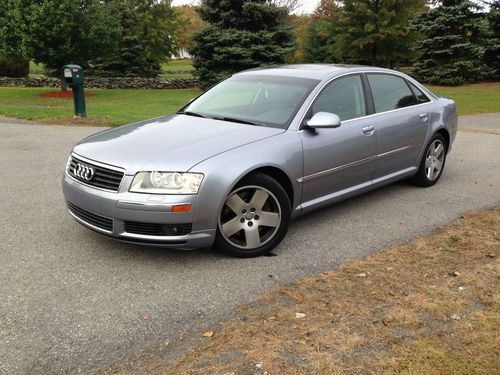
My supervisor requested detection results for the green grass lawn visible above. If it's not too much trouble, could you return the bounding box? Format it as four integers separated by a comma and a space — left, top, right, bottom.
428, 83, 500, 116
0, 82, 497, 127
161, 59, 194, 72
0, 88, 199, 126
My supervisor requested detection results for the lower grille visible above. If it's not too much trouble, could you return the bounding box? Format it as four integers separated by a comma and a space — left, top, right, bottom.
124, 221, 192, 236
67, 201, 113, 232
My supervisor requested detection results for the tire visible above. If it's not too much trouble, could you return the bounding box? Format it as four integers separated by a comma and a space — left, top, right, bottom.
214, 173, 291, 258
410, 133, 447, 187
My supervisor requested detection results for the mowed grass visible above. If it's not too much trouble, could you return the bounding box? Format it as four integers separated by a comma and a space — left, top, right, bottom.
428, 82, 500, 116
0, 82, 497, 127
0, 87, 199, 126
161, 59, 194, 72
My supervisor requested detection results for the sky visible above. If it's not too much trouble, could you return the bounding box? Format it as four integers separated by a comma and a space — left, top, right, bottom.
171, 0, 321, 14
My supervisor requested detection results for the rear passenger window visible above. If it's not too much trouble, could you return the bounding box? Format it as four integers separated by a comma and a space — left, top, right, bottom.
408, 82, 431, 103
367, 74, 419, 113
310, 75, 366, 121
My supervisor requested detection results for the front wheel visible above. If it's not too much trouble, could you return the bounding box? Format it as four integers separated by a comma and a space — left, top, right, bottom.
410, 134, 447, 187
214, 173, 291, 257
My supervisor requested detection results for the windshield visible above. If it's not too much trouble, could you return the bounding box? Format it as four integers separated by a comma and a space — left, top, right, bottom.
181, 74, 319, 129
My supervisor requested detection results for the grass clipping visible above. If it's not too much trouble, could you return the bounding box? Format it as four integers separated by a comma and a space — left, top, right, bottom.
169, 208, 499, 375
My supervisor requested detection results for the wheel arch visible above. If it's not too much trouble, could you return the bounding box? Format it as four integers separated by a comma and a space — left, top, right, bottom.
237, 166, 295, 208
433, 128, 451, 153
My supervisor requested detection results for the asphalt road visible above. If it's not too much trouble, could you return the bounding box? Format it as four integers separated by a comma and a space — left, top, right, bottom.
0, 114, 499, 374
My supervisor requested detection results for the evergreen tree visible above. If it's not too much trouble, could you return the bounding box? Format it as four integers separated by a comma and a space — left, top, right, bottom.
411, 0, 486, 85
334, 0, 426, 67
189, 0, 295, 88
303, 0, 340, 63
93, 0, 178, 77
483, 1, 500, 80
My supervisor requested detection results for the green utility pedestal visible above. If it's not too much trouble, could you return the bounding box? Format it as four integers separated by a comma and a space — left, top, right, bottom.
62, 64, 86, 117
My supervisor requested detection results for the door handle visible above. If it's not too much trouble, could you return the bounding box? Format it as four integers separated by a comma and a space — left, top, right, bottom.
362, 126, 375, 135
419, 113, 428, 120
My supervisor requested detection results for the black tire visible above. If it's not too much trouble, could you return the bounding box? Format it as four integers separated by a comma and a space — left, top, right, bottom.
214, 173, 291, 258
410, 133, 447, 187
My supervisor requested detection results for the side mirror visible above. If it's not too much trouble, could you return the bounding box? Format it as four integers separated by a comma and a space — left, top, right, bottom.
306, 112, 341, 129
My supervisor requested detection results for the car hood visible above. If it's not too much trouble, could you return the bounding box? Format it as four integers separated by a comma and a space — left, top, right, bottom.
73, 114, 285, 174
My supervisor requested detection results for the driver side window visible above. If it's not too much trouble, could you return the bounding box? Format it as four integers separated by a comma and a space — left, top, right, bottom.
310, 75, 366, 122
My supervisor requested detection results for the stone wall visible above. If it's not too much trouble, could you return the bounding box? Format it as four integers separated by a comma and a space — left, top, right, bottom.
0, 76, 198, 89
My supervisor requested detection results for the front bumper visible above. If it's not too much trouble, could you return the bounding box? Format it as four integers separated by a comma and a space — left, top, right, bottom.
62, 172, 216, 249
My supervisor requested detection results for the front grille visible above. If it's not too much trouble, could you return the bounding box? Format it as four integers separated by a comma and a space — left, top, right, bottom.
68, 201, 113, 232
68, 155, 124, 192
124, 221, 192, 236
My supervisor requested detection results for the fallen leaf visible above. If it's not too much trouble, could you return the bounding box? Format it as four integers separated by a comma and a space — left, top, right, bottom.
357, 272, 367, 278
295, 312, 306, 319
202, 331, 214, 338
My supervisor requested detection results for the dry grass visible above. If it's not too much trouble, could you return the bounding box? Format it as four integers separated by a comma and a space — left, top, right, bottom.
89, 208, 499, 375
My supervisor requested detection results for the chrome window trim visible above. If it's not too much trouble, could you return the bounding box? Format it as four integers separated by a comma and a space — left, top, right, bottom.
66, 152, 126, 193
297, 71, 434, 132
297, 143, 420, 183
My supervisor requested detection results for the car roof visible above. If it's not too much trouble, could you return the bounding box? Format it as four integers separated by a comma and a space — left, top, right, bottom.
236, 64, 400, 81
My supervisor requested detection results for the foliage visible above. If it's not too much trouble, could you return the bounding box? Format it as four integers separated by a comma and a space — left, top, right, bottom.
483, 1, 500, 80
0, 0, 24, 61
0, 59, 29, 78
93, 0, 178, 77
287, 14, 311, 62
189, 0, 295, 88
334, 0, 427, 67
175, 5, 204, 53
14, 0, 121, 76
303, 0, 426, 67
410, 0, 487, 85
303, 0, 339, 63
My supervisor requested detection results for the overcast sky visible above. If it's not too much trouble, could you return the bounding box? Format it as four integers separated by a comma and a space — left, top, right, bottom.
171, 0, 320, 14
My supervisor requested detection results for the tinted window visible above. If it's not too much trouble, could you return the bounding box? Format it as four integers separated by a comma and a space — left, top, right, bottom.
310, 75, 366, 121
409, 82, 431, 103
184, 75, 318, 129
367, 74, 419, 113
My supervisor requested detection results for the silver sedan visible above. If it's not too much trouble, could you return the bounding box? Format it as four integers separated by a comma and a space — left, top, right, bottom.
62, 65, 457, 257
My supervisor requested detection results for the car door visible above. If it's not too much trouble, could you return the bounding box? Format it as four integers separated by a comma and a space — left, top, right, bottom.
365, 73, 430, 181
299, 74, 377, 209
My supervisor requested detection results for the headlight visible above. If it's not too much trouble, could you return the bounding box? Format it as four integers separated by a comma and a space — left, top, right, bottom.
129, 172, 204, 194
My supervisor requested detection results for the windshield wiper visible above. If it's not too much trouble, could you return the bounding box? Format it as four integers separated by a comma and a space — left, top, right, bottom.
214, 116, 264, 126
178, 110, 208, 118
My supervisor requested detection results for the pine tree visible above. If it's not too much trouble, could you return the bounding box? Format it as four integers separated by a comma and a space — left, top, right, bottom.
189, 0, 294, 88
334, 0, 426, 67
411, 0, 487, 85
483, 1, 500, 80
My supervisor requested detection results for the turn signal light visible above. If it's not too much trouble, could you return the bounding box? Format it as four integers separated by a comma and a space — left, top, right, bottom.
172, 204, 192, 213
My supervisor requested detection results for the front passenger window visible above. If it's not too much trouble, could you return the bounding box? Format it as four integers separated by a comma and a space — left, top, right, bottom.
309, 75, 366, 122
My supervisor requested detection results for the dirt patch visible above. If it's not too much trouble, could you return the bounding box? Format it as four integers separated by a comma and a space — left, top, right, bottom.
38, 91, 96, 99
86, 208, 499, 374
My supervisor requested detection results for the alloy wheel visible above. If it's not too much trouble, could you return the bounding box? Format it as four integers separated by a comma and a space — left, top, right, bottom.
424, 140, 445, 181
218, 185, 282, 250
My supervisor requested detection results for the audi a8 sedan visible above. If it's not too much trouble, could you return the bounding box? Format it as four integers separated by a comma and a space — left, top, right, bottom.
63, 65, 457, 257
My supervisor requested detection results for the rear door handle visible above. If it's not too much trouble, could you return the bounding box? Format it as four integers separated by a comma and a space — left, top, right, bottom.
419, 113, 428, 120
362, 126, 375, 135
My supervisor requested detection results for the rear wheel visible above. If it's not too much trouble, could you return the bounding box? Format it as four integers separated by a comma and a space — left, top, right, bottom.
215, 173, 291, 257
410, 133, 447, 187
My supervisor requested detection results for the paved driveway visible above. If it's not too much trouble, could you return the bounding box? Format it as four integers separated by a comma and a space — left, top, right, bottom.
0, 114, 499, 374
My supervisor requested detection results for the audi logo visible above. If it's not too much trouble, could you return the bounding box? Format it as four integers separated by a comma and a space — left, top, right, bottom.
73, 163, 94, 181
